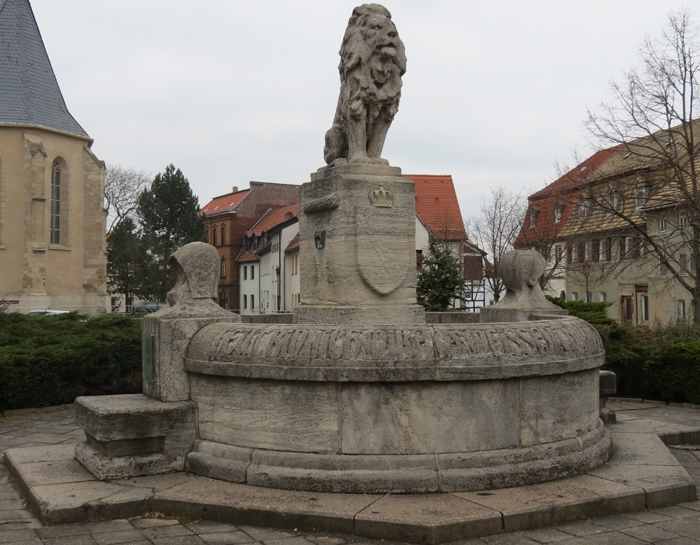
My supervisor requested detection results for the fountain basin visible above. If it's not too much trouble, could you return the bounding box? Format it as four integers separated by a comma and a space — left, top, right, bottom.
183, 316, 611, 493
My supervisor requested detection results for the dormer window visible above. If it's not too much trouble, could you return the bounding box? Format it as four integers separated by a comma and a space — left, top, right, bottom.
636, 183, 649, 210
529, 207, 540, 228
578, 198, 591, 220
554, 201, 565, 224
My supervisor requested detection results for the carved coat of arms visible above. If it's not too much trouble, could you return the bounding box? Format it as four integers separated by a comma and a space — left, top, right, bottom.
355, 208, 411, 295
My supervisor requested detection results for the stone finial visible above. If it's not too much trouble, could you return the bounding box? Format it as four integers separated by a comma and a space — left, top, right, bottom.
158, 242, 232, 318
480, 249, 567, 322
496, 249, 560, 310
323, 4, 406, 166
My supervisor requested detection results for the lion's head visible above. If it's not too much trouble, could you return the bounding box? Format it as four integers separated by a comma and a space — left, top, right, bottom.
339, 4, 406, 83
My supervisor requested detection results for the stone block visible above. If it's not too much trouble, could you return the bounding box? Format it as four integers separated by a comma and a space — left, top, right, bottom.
297, 164, 424, 325
29, 481, 152, 524
339, 381, 520, 454
74, 394, 195, 480
191, 375, 339, 453
354, 493, 503, 544
454, 474, 646, 531
519, 369, 600, 446
152, 477, 380, 535
143, 315, 238, 402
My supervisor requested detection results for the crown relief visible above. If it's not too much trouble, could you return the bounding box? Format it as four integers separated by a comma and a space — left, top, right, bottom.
368, 184, 394, 208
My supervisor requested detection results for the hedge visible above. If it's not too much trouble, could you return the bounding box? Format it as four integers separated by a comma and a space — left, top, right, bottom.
547, 296, 700, 403
0, 312, 142, 413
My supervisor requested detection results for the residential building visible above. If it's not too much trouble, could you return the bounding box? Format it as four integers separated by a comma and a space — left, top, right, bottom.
200, 182, 299, 309
207, 175, 481, 313
517, 124, 700, 325
0, 0, 108, 313
236, 205, 298, 314
407, 175, 487, 310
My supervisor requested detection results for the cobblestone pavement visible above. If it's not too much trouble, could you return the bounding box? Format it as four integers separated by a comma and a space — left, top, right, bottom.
1, 403, 700, 544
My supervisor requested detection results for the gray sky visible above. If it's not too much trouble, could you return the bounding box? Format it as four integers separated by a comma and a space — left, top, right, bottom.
30, 0, 685, 220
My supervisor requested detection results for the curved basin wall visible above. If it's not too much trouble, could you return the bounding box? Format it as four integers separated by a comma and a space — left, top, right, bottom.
183, 317, 610, 492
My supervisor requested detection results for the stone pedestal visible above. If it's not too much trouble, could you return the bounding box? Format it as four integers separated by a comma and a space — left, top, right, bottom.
295, 163, 424, 325
75, 394, 195, 480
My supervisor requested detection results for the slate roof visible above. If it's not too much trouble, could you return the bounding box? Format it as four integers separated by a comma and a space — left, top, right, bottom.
0, 0, 89, 138
404, 174, 467, 240
200, 189, 251, 216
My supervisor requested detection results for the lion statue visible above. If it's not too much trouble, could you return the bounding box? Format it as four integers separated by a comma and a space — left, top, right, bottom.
323, 4, 406, 165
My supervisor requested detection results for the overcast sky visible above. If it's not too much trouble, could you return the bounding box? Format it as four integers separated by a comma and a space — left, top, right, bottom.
30, 0, 687, 220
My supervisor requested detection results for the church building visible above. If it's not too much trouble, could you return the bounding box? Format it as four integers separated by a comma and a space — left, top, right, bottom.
0, 0, 108, 313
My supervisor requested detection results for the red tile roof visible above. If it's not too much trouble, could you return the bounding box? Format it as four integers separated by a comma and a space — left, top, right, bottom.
200, 189, 250, 216
247, 204, 299, 237
285, 232, 300, 253
404, 174, 467, 240
528, 146, 622, 201
236, 204, 299, 263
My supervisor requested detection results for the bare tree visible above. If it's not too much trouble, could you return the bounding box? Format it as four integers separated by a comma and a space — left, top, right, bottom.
104, 164, 151, 232
584, 6, 700, 324
465, 186, 526, 302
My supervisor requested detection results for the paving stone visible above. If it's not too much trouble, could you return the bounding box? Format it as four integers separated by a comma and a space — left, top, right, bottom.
304, 536, 346, 545
515, 527, 572, 542
92, 529, 151, 544
621, 510, 672, 523
648, 505, 699, 518
589, 515, 644, 530
84, 519, 135, 533
151, 536, 207, 545
186, 520, 242, 534
139, 523, 193, 539
620, 524, 681, 542
654, 516, 700, 540
239, 526, 298, 540
6, 538, 42, 545
480, 533, 540, 544
198, 531, 258, 544
575, 532, 647, 544
0, 508, 35, 523
554, 521, 609, 537
0, 528, 39, 543
37, 523, 92, 538
659, 538, 700, 545
264, 538, 316, 545
678, 500, 700, 511
132, 517, 183, 528
42, 534, 98, 545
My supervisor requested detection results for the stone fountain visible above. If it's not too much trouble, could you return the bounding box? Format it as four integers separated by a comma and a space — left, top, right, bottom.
74, 3, 611, 495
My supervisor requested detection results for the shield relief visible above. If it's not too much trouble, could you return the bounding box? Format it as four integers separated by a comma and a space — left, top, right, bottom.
355, 207, 411, 295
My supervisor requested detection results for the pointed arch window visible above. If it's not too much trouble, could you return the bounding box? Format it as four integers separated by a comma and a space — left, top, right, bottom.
50, 160, 62, 244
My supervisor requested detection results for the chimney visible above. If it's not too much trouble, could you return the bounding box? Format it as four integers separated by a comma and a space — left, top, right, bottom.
232, 186, 238, 193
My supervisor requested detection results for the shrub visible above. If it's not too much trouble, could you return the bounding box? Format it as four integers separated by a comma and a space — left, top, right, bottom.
645, 342, 700, 404
0, 312, 142, 413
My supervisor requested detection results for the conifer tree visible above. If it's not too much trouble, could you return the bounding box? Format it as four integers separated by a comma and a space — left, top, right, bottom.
136, 164, 205, 301
417, 237, 466, 311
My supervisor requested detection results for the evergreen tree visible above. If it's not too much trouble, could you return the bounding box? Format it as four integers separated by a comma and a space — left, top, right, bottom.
136, 164, 205, 301
417, 237, 466, 311
106, 217, 140, 309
